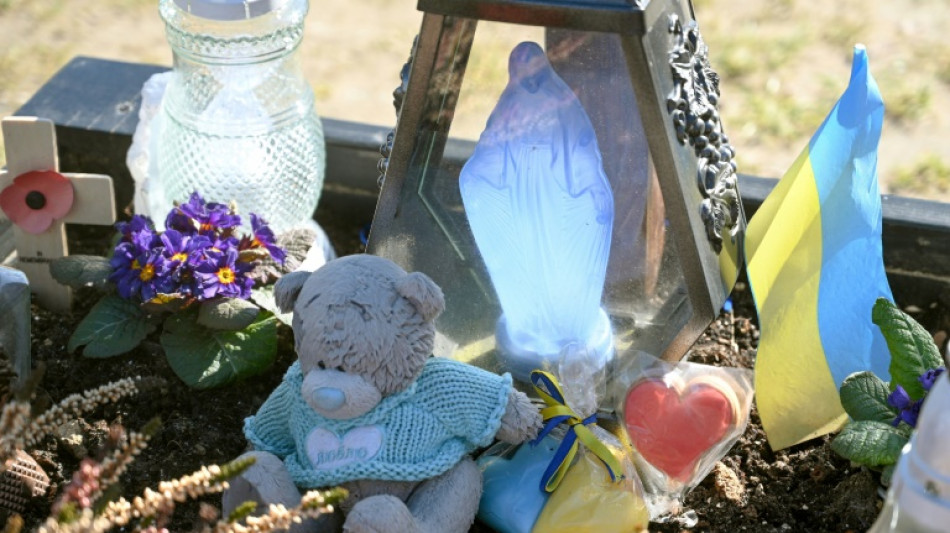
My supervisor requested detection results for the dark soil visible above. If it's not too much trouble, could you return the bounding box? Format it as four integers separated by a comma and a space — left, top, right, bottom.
8, 219, 949, 532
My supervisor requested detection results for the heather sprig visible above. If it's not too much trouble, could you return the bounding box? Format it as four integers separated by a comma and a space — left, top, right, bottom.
1, 380, 338, 533
1, 374, 140, 475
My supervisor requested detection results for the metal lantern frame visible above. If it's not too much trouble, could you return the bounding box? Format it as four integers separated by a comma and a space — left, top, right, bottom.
368, 0, 744, 365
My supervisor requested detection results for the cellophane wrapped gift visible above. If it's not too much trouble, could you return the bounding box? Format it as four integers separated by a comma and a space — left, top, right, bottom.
616, 353, 754, 520
476, 345, 649, 533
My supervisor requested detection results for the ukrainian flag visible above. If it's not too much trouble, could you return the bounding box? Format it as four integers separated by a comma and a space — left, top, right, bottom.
746, 46, 894, 451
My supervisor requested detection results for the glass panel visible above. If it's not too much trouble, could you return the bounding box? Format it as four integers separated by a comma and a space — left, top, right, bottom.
371, 17, 693, 389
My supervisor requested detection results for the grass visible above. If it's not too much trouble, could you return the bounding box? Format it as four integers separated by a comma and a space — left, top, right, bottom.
0, 40, 71, 169
922, 40, 950, 86
892, 154, 950, 195
1, 0, 950, 201
714, 32, 805, 82
452, 22, 544, 140
877, 72, 932, 124
728, 89, 826, 147
817, 10, 870, 50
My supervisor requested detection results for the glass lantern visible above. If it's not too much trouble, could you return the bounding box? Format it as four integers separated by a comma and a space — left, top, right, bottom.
368, 0, 744, 399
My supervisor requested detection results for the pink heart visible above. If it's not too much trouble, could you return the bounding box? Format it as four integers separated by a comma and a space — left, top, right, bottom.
623, 377, 736, 482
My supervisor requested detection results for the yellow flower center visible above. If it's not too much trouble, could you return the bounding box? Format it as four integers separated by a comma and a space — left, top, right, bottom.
200, 222, 214, 232
171, 252, 188, 262
139, 263, 155, 282
131, 259, 142, 271
216, 267, 235, 284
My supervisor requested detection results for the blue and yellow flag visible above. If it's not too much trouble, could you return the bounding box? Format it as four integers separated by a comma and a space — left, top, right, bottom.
745, 45, 894, 451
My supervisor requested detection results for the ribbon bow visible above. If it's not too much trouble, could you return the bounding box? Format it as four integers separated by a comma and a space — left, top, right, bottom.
530, 370, 623, 493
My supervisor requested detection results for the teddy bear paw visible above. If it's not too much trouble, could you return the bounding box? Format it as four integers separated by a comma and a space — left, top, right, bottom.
497, 388, 543, 444
343, 494, 416, 533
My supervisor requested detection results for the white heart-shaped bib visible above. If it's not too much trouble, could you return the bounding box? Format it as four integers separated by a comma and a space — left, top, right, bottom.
306, 426, 384, 471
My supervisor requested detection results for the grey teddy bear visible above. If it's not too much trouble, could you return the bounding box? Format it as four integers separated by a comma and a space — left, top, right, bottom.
223, 254, 541, 532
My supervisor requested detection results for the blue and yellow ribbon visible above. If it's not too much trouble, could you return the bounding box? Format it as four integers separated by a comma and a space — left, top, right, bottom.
529, 370, 622, 493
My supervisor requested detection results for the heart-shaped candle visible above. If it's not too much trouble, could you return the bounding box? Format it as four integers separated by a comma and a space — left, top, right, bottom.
622, 376, 738, 482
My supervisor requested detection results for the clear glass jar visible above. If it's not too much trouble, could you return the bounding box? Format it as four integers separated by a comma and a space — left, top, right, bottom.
155, 0, 325, 233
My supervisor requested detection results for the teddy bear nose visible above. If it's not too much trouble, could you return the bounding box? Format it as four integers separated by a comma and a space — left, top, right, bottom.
311, 387, 346, 412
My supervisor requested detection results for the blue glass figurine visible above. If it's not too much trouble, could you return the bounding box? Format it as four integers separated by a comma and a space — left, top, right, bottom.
460, 41, 615, 381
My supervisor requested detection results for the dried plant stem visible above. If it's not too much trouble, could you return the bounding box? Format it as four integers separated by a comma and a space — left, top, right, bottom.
2, 377, 139, 476
2, 513, 24, 533
38, 463, 232, 533
23, 378, 139, 449
0, 400, 31, 472
95, 418, 159, 498
203, 489, 343, 533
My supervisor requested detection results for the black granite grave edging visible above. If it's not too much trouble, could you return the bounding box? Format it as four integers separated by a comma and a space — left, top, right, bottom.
3, 56, 949, 308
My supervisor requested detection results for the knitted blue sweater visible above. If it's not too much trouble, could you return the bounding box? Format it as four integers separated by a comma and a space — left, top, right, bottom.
244, 357, 512, 488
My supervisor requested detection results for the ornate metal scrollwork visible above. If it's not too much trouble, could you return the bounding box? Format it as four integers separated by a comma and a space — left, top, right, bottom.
667, 14, 739, 253
378, 37, 417, 189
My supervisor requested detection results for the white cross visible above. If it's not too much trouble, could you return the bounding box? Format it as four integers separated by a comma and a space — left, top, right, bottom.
0, 117, 116, 312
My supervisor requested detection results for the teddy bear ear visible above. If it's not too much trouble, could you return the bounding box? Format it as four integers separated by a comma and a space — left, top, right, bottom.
395, 272, 445, 322
274, 270, 311, 313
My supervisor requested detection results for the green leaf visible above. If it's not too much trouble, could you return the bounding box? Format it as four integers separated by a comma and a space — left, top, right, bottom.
50, 255, 113, 290
250, 286, 293, 326
68, 294, 149, 358
160, 309, 278, 389
872, 298, 943, 399
881, 463, 896, 487
250, 228, 320, 282
277, 228, 319, 270
830, 419, 908, 467
839, 371, 897, 423
197, 298, 260, 330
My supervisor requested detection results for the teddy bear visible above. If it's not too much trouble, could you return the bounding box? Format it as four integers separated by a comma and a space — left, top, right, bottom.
222, 254, 542, 533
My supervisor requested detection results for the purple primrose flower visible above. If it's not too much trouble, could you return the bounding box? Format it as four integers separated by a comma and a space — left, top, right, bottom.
246, 213, 286, 264
109, 245, 171, 301
211, 235, 241, 255
160, 229, 212, 297
887, 384, 924, 428
165, 192, 241, 235
187, 192, 240, 233
110, 192, 286, 303
109, 242, 146, 299
194, 248, 254, 300
115, 215, 157, 250
919, 367, 945, 392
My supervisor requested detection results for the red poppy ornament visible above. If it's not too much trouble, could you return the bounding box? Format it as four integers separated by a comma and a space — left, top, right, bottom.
0, 116, 116, 312
0, 169, 75, 234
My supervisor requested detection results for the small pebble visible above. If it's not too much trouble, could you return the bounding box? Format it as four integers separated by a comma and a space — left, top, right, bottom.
55, 419, 87, 459
933, 330, 947, 349
712, 462, 746, 505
